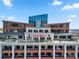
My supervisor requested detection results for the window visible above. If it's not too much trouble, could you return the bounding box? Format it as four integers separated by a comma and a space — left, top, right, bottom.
71, 53, 75, 56
12, 23, 19, 27
34, 45, 38, 49
51, 30, 54, 33
51, 25, 54, 28
33, 37, 39, 42
2, 46, 12, 50
39, 30, 43, 33
48, 35, 50, 36
33, 53, 38, 56
78, 53, 79, 57
67, 46, 75, 50
54, 36, 57, 39
41, 53, 45, 56
59, 25, 63, 28
41, 46, 45, 49
10, 53, 12, 57
47, 45, 53, 49
55, 53, 63, 57
27, 45, 33, 49
27, 35, 32, 41
45, 30, 49, 33
20, 53, 24, 56
78, 46, 79, 50
46, 53, 52, 56
40, 37, 45, 42
66, 53, 75, 57
21, 46, 24, 50
3, 53, 9, 58
59, 36, 66, 39
17, 29, 25, 32
13, 30, 17, 32
58, 46, 64, 50
15, 53, 18, 57
27, 53, 31, 56
18, 36, 23, 39
28, 30, 32, 32
28, 35, 30, 37
47, 37, 51, 41
34, 30, 38, 33
68, 36, 71, 39
23, 29, 26, 32
55, 46, 64, 50
15, 46, 20, 50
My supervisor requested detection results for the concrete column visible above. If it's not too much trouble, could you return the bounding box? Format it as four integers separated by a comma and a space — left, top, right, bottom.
51, 36, 53, 41
75, 45, 78, 59
38, 37, 40, 42
0, 45, 2, 59
57, 36, 59, 39
64, 45, 66, 59
12, 45, 14, 59
32, 37, 34, 41
24, 45, 26, 59
66, 36, 68, 39
45, 37, 47, 41
24, 33, 27, 41
39, 45, 41, 59
45, 45, 47, 49
53, 45, 55, 59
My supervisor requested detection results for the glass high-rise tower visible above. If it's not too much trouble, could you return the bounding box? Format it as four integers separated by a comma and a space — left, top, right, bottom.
29, 14, 48, 28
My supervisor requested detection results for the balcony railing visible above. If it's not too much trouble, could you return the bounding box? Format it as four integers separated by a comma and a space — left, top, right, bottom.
2, 56, 12, 58
54, 38, 78, 41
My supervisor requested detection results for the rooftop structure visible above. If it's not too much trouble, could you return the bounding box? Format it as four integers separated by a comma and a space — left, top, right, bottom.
29, 14, 48, 28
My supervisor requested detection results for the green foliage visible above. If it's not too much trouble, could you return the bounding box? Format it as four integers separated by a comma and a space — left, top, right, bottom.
0, 36, 17, 41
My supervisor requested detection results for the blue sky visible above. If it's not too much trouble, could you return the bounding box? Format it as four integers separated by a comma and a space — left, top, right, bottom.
0, 0, 79, 29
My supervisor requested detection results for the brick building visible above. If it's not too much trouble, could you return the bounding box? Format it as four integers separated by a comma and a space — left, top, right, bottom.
43, 22, 69, 33
3, 21, 34, 33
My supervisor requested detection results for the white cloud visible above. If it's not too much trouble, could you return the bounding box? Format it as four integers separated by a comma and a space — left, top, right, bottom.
62, 3, 79, 10
2, 0, 13, 7
68, 15, 77, 18
52, 0, 63, 6
66, 15, 77, 22
0, 16, 15, 21
5, 16, 15, 21
67, 19, 72, 22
